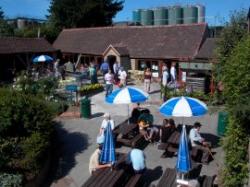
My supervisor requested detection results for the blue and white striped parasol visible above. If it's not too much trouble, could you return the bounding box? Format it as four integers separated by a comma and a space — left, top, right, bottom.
176, 125, 191, 173
33, 55, 53, 63
100, 122, 116, 165
105, 87, 149, 104
159, 96, 208, 117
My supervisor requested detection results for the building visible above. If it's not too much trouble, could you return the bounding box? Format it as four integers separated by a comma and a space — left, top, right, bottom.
0, 37, 56, 82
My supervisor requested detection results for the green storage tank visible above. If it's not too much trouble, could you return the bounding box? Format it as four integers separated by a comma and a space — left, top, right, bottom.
168, 6, 183, 25
197, 5, 205, 23
141, 9, 154, 25
153, 7, 168, 25
183, 6, 198, 24
132, 9, 142, 24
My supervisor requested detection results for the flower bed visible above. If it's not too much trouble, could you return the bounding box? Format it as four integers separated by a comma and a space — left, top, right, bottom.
79, 83, 104, 96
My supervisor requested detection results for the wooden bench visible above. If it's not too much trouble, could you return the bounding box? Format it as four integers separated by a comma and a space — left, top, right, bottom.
83, 153, 144, 187
116, 122, 147, 148
157, 168, 177, 187
198, 175, 217, 187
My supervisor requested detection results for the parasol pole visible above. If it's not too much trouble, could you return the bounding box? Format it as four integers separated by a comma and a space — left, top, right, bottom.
127, 104, 130, 124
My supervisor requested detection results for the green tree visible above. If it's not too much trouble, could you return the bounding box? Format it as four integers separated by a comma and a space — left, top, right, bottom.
48, 0, 124, 28
0, 7, 14, 36
221, 35, 250, 187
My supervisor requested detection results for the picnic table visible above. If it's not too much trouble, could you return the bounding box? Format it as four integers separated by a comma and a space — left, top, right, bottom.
114, 120, 148, 149
82, 153, 143, 187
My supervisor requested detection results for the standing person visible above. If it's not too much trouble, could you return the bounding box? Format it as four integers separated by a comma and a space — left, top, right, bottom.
99, 113, 115, 136
113, 61, 120, 84
104, 69, 114, 97
100, 60, 109, 80
189, 122, 211, 164
89, 144, 112, 174
170, 62, 177, 91
89, 63, 98, 84
144, 68, 152, 93
126, 148, 146, 174
118, 67, 127, 87
65, 59, 74, 73
162, 66, 169, 101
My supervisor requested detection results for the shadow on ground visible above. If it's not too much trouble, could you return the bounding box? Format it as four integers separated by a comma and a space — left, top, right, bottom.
201, 133, 220, 148
142, 166, 163, 187
91, 112, 104, 119
44, 122, 89, 186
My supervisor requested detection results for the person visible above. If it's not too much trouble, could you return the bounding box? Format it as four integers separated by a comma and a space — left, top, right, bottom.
189, 122, 211, 164
144, 68, 152, 93
104, 69, 114, 97
160, 119, 176, 143
99, 113, 115, 136
118, 67, 127, 87
161, 66, 169, 101
113, 61, 120, 84
89, 144, 112, 174
65, 59, 74, 73
100, 60, 109, 79
89, 63, 98, 84
126, 148, 146, 174
53, 59, 60, 78
170, 62, 177, 91
130, 103, 142, 123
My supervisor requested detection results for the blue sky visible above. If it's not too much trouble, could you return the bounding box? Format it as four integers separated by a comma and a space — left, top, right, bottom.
0, 0, 249, 25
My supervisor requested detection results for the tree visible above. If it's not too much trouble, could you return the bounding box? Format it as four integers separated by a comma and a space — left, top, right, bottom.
221, 35, 250, 187
48, 0, 124, 28
0, 7, 14, 36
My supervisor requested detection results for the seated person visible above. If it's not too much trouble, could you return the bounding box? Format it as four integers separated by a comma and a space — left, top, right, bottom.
189, 122, 211, 164
99, 113, 115, 135
126, 148, 146, 174
160, 119, 176, 143
89, 144, 112, 174
147, 125, 159, 142
138, 119, 150, 141
130, 103, 142, 123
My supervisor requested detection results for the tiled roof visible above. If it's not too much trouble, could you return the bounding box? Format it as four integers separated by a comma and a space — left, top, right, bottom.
0, 37, 56, 54
195, 38, 218, 59
53, 23, 207, 59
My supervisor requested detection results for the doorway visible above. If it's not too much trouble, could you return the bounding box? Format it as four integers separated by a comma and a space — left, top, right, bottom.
107, 55, 117, 73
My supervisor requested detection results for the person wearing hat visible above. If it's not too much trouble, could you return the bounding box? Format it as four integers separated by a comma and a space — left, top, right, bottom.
189, 122, 211, 164
99, 113, 115, 135
89, 144, 112, 174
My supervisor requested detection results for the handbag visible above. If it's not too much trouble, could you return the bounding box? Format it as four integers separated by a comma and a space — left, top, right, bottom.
96, 133, 104, 144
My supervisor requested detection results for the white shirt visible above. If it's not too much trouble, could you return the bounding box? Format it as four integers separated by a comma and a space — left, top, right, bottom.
101, 119, 115, 131
189, 128, 204, 147
119, 70, 127, 80
104, 73, 114, 84
162, 70, 169, 86
170, 66, 176, 81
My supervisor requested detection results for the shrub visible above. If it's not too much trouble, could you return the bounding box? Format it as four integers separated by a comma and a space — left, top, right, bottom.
0, 173, 23, 187
79, 83, 103, 96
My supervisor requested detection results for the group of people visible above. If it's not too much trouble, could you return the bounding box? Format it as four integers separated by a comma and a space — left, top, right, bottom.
100, 61, 127, 97
89, 112, 146, 175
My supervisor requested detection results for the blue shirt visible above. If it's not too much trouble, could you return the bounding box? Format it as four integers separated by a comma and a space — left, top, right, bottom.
127, 149, 145, 171
100, 62, 109, 72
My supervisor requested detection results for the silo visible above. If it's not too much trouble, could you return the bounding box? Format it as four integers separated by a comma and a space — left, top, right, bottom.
141, 9, 154, 25
197, 5, 205, 23
17, 19, 26, 29
168, 6, 183, 25
153, 7, 168, 25
132, 9, 142, 24
183, 6, 198, 24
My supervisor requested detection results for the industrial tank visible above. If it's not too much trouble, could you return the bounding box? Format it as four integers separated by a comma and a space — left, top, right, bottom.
183, 6, 198, 24
17, 19, 26, 29
141, 9, 154, 25
132, 9, 142, 24
197, 5, 205, 23
168, 6, 183, 25
153, 7, 168, 25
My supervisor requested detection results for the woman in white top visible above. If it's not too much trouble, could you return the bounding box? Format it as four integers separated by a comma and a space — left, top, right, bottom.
99, 113, 115, 135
